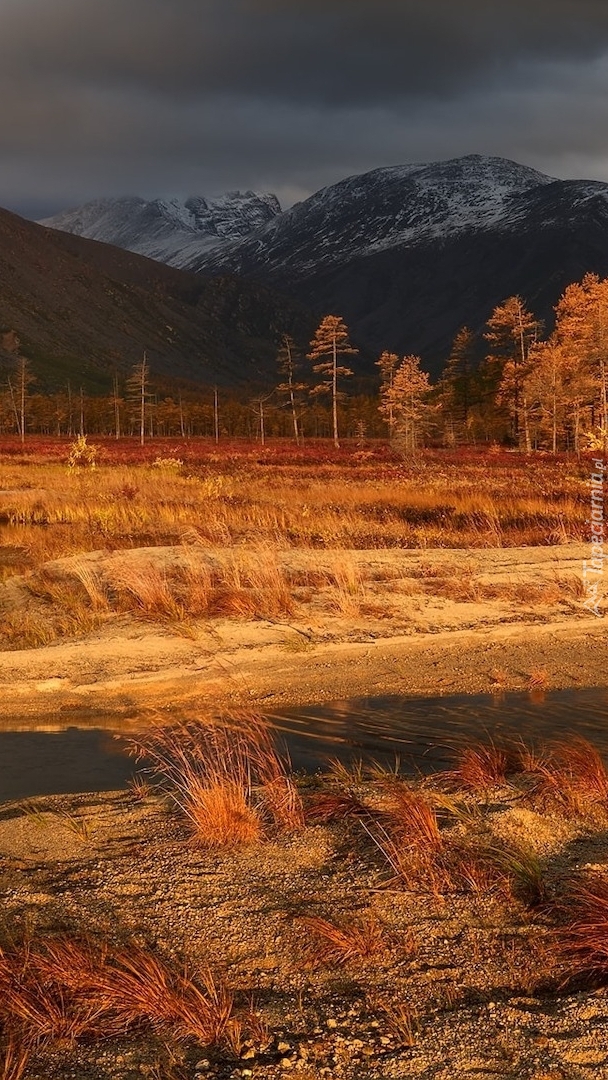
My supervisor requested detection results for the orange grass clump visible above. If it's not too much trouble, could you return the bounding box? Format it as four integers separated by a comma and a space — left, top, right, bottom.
377, 785, 444, 853
551, 737, 608, 804
556, 874, 608, 980
518, 737, 608, 815
448, 740, 510, 791
0, 937, 250, 1055
304, 790, 370, 824
126, 714, 303, 847
301, 914, 388, 966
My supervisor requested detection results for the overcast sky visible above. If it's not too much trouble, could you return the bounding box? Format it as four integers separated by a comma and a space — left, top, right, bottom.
3, 0, 608, 218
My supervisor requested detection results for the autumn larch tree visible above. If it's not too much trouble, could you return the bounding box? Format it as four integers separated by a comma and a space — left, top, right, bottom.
379, 354, 431, 455
552, 273, 608, 450
484, 296, 541, 451
375, 351, 400, 438
308, 315, 358, 448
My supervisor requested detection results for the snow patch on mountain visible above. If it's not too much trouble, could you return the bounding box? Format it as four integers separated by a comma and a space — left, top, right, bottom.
191, 155, 561, 278
39, 191, 282, 268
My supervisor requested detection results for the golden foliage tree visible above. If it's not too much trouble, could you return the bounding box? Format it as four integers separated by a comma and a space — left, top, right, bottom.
308, 315, 358, 448
379, 354, 431, 454
484, 296, 541, 451
375, 351, 400, 437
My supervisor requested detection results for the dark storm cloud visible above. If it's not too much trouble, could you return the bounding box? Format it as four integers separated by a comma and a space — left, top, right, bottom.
2, 0, 608, 213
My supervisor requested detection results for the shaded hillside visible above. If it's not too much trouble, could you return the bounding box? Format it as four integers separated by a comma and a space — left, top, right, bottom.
287, 189, 608, 367
0, 208, 313, 392
188, 156, 608, 374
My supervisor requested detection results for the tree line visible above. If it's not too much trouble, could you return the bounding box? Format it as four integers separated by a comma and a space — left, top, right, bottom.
2, 272, 608, 451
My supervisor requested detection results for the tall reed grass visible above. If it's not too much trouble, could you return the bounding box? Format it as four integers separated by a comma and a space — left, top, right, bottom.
126, 714, 303, 847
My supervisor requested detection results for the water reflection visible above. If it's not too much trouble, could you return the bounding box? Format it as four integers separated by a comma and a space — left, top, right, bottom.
1, 689, 608, 802
271, 688, 608, 772
0, 729, 134, 803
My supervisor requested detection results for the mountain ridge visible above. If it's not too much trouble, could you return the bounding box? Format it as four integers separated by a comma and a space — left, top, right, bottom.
0, 206, 313, 392
34, 155, 608, 374
40, 190, 282, 270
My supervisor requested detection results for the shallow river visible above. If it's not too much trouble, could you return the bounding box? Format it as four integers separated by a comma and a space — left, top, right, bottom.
1, 688, 608, 802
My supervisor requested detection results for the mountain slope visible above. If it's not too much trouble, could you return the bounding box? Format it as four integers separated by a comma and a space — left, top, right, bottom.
0, 208, 312, 391
187, 155, 608, 370
38, 155, 608, 375
39, 191, 281, 269
191, 156, 554, 276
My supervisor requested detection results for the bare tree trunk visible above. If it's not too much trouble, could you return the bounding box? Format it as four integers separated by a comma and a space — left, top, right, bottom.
522, 396, 532, 453
332, 334, 339, 449
7, 377, 20, 438
113, 376, 121, 439
289, 378, 300, 445
20, 375, 25, 445
139, 355, 146, 446
178, 390, 186, 439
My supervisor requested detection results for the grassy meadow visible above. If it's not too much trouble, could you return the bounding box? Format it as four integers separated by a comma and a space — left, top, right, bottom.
1, 436, 606, 1077
0, 436, 591, 651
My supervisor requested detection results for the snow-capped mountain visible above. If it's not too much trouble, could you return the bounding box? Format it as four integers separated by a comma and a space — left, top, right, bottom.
186, 154, 608, 366
39, 191, 281, 267
39, 155, 608, 367
189, 155, 558, 277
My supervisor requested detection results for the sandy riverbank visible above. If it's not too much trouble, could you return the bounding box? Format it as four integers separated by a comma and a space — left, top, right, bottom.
0, 543, 605, 721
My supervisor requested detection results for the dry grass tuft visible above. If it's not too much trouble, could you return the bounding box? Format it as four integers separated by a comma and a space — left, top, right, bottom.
528, 669, 550, 691
519, 737, 608, 815
489, 668, 509, 690
448, 740, 510, 791
301, 914, 388, 966
110, 559, 183, 619
376, 784, 444, 853
447, 839, 546, 906
0, 936, 250, 1054
551, 737, 608, 804
127, 775, 154, 801
304, 791, 370, 824
373, 999, 417, 1047
555, 873, 608, 980
69, 559, 110, 612
126, 714, 302, 847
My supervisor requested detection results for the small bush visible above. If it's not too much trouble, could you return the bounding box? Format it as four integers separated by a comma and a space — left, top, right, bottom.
67, 434, 98, 469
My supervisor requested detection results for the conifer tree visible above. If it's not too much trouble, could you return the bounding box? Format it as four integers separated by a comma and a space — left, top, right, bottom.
375, 351, 400, 437
552, 274, 608, 449
484, 296, 541, 451
308, 315, 358, 448
379, 354, 431, 454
